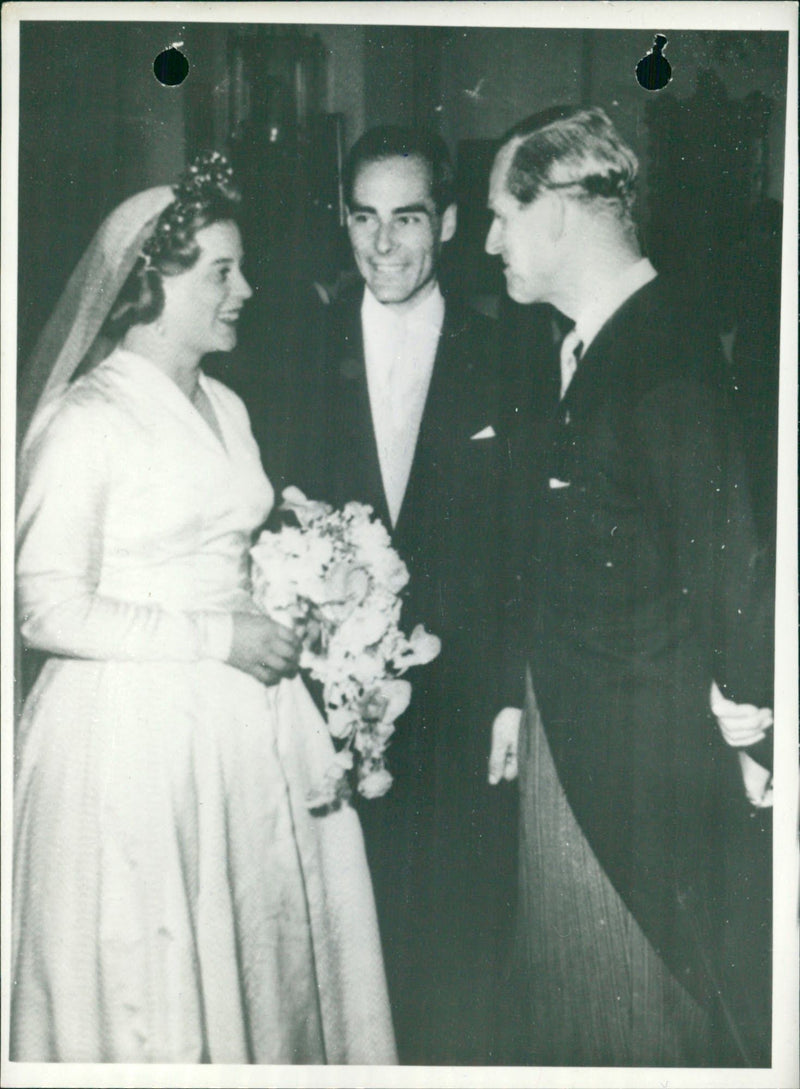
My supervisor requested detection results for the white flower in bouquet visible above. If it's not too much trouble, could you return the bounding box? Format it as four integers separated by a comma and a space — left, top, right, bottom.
359, 767, 395, 800
280, 486, 332, 528
358, 679, 412, 735
403, 624, 442, 665
250, 527, 336, 622
250, 488, 441, 807
346, 516, 409, 594
337, 604, 393, 655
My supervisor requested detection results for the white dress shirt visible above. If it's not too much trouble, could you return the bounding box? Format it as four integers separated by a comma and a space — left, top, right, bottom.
362, 284, 444, 526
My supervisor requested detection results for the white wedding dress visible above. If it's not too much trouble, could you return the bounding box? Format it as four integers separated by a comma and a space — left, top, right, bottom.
11, 348, 396, 1064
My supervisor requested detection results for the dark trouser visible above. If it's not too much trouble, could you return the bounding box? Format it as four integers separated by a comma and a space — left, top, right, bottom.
358, 761, 517, 1064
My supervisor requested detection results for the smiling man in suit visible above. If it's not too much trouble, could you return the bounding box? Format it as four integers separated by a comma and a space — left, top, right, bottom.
485, 106, 774, 1067
275, 125, 522, 1064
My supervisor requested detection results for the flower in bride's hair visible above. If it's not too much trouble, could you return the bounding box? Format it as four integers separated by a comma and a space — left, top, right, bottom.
141, 150, 240, 268
181, 149, 236, 197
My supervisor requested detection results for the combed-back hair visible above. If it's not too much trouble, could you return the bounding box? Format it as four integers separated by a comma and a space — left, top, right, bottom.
499, 106, 639, 217
104, 150, 242, 339
344, 125, 455, 215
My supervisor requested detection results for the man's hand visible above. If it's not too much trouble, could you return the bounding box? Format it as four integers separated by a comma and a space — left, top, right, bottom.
710, 681, 773, 747
488, 706, 522, 784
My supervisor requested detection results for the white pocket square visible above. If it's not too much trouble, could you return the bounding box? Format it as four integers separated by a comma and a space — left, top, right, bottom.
470, 425, 496, 440
549, 477, 571, 489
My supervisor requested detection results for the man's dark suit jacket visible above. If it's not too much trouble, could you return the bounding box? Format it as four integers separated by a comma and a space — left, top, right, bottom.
523, 275, 773, 1061
261, 285, 523, 1064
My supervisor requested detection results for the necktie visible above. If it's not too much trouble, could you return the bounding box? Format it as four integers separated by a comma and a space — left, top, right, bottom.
559, 328, 584, 399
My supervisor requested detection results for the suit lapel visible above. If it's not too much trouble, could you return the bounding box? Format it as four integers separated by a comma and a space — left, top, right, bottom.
558, 277, 659, 415
392, 300, 461, 538
328, 294, 392, 526
333, 295, 486, 540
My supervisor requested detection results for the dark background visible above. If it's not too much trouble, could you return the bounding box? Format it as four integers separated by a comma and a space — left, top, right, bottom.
18, 23, 787, 340
17, 21, 787, 540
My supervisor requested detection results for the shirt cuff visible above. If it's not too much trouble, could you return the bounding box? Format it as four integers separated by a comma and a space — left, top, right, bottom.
191, 611, 234, 662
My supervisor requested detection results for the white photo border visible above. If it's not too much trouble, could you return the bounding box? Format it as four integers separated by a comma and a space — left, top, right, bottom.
2, 4, 797, 1088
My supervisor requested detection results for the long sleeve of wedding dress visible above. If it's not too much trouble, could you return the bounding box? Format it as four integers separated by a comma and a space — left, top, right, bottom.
17, 387, 233, 662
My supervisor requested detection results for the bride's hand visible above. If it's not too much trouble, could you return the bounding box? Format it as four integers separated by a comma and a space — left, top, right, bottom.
228, 612, 302, 686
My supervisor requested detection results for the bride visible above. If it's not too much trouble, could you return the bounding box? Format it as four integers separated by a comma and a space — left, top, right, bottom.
11, 152, 396, 1064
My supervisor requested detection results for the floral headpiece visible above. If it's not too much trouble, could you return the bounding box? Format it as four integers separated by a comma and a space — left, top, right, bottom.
140, 150, 239, 267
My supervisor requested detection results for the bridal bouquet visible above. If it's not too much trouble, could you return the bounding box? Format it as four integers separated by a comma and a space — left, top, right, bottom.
250, 487, 441, 806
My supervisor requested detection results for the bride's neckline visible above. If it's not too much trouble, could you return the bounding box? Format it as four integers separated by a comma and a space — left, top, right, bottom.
115, 347, 203, 398
112, 348, 227, 453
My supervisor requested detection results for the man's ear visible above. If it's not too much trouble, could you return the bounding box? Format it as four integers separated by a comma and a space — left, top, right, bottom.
548, 193, 567, 241
440, 203, 457, 244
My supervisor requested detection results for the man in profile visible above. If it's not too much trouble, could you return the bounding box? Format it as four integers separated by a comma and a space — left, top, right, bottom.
485, 106, 774, 1067
273, 125, 522, 1064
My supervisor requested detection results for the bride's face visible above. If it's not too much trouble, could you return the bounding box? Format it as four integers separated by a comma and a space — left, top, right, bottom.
159, 221, 252, 357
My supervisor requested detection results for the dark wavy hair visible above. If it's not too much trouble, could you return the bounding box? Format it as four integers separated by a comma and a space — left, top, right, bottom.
499, 106, 639, 219
343, 125, 455, 215
104, 151, 241, 339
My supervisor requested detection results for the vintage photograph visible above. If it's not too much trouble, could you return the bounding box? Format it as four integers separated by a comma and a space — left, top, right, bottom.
1, 3, 797, 1087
